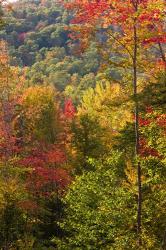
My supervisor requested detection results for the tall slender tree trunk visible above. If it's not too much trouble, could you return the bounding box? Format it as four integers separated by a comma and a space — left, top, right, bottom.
133, 14, 142, 247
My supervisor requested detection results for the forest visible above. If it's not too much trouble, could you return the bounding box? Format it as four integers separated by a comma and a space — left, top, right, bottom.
0, 0, 165, 249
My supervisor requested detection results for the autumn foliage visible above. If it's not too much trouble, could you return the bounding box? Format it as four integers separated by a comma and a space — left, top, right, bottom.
0, 0, 165, 249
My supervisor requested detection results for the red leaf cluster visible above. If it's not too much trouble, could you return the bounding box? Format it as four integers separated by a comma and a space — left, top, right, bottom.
139, 108, 166, 157
138, 117, 151, 127
143, 35, 166, 45
47, 148, 66, 164
139, 138, 160, 158
20, 144, 70, 196
26, 166, 71, 195
64, 98, 75, 120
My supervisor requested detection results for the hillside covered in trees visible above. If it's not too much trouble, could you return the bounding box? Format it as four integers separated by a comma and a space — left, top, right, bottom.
0, 0, 165, 249
0, 0, 100, 97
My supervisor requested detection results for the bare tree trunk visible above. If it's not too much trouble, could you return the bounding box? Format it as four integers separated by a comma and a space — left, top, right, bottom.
133, 16, 142, 247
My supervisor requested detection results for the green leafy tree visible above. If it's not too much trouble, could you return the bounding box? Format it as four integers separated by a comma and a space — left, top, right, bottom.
71, 113, 106, 173
56, 153, 138, 250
